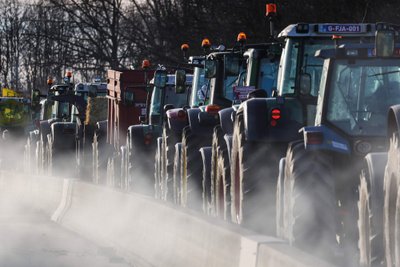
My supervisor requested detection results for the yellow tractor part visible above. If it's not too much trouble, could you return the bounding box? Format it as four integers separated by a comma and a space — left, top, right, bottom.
2, 88, 22, 97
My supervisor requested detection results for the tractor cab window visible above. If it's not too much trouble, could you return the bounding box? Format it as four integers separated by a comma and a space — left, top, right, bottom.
326, 59, 400, 136
257, 58, 279, 96
280, 39, 331, 97
58, 102, 71, 119
150, 85, 163, 116
164, 85, 188, 108
191, 67, 208, 106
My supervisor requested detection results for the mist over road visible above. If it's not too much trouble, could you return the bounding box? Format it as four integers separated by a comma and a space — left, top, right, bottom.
0, 192, 134, 267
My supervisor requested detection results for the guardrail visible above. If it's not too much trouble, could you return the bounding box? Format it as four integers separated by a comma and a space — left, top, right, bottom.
0, 172, 336, 267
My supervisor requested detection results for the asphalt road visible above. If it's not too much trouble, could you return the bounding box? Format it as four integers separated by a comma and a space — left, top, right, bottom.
0, 194, 134, 267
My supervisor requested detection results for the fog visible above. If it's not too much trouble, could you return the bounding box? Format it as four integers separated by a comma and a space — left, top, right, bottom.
0, 130, 365, 267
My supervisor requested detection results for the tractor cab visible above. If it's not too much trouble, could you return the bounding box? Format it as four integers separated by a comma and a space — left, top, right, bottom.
203, 50, 246, 108
305, 40, 400, 155
277, 23, 377, 125
188, 56, 208, 107
149, 71, 193, 127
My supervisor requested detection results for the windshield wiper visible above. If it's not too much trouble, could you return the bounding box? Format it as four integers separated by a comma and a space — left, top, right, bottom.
368, 70, 400, 77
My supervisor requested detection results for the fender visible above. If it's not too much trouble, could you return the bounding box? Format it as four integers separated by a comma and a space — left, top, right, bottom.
51, 122, 77, 150
240, 97, 303, 143
166, 108, 189, 135
219, 107, 235, 135
387, 104, 400, 139
187, 108, 201, 132
303, 125, 351, 154
127, 124, 160, 152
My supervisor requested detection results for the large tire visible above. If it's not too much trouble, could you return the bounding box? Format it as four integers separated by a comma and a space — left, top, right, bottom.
230, 114, 278, 234
358, 173, 385, 267
180, 126, 203, 210
173, 143, 182, 205
358, 173, 373, 267
384, 137, 400, 267
276, 157, 286, 238
210, 125, 227, 217
215, 148, 229, 220
358, 153, 386, 267
161, 125, 179, 202
200, 147, 212, 214
283, 141, 339, 262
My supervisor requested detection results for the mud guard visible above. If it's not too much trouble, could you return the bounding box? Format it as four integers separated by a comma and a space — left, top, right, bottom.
240, 97, 303, 143
219, 107, 235, 135
127, 124, 157, 151
51, 122, 77, 150
187, 108, 214, 136
166, 108, 189, 135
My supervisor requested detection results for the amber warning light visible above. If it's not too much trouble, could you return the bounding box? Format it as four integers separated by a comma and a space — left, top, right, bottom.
202, 38, 211, 49
266, 3, 277, 17
181, 43, 189, 51
47, 77, 53, 86
237, 32, 247, 43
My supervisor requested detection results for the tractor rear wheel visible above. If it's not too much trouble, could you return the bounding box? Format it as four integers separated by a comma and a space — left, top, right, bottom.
173, 143, 182, 205
384, 137, 400, 267
230, 114, 276, 234
161, 125, 178, 201
358, 172, 385, 267
215, 149, 229, 220
283, 141, 338, 262
210, 125, 227, 216
180, 126, 203, 210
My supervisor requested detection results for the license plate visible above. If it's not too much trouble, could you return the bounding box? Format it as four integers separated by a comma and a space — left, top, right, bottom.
319, 24, 363, 33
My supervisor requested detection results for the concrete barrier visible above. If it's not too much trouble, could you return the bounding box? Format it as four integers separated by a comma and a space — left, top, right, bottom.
0, 172, 336, 267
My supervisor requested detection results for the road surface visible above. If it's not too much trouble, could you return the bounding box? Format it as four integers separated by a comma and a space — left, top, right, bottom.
0, 191, 135, 267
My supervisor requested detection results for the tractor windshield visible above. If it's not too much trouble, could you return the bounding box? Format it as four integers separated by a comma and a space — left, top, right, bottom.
164, 84, 189, 108
326, 58, 400, 136
150, 84, 189, 117
279, 38, 373, 97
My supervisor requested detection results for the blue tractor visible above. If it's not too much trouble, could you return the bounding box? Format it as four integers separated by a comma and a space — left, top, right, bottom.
279, 24, 400, 265
357, 24, 400, 267
229, 23, 377, 235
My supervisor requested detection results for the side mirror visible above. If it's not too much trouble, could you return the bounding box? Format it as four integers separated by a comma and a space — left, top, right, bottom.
154, 70, 168, 88
175, 70, 186, 94
204, 60, 217, 79
299, 73, 311, 95
224, 54, 241, 77
124, 91, 135, 106
376, 26, 395, 57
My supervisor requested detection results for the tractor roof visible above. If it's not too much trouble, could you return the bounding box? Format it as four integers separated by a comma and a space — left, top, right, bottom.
279, 23, 376, 38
